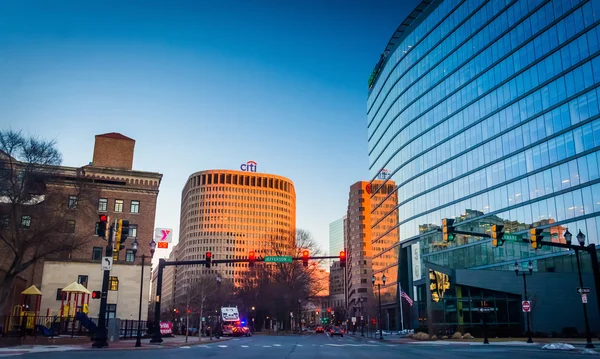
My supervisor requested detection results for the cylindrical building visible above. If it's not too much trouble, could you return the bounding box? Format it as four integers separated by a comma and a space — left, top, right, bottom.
176, 169, 296, 294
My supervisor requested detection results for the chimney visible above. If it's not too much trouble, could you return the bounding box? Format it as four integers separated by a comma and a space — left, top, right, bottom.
91, 133, 135, 170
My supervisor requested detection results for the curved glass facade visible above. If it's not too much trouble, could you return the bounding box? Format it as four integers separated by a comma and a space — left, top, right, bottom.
368, 0, 600, 283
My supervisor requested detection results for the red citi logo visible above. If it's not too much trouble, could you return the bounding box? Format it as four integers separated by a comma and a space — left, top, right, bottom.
241, 160, 257, 172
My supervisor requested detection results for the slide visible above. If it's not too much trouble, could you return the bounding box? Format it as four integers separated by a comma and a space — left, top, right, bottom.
36, 325, 55, 337
75, 312, 97, 333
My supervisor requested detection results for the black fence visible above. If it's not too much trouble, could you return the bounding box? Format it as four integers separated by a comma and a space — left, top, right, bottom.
0, 315, 149, 339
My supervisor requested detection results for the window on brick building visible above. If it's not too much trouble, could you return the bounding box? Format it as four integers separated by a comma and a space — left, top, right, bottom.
114, 199, 123, 212
109, 277, 119, 291
98, 198, 108, 211
65, 220, 76, 233
130, 200, 140, 213
126, 250, 134, 262
0, 215, 8, 228
20, 215, 31, 229
129, 224, 138, 238
68, 195, 78, 209
92, 247, 103, 260
78, 275, 88, 288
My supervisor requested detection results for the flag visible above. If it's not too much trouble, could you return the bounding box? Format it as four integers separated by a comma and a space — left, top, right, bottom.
400, 290, 413, 307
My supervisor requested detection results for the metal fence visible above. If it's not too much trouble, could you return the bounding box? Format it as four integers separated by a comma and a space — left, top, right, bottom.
0, 315, 149, 339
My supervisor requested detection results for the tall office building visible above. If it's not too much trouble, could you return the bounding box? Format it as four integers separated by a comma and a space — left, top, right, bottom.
175, 169, 296, 302
367, 0, 600, 335
329, 216, 346, 256
345, 180, 398, 319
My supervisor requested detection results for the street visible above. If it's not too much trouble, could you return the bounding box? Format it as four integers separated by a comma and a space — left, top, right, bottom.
19, 333, 595, 358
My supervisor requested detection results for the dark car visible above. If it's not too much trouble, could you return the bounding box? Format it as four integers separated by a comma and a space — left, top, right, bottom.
315, 325, 325, 333
330, 326, 344, 337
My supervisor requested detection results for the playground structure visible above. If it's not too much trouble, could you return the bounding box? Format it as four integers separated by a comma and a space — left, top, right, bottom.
1, 281, 98, 338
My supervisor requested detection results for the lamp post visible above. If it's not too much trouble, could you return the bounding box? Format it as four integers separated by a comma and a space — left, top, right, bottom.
372, 274, 386, 340
215, 275, 222, 339
297, 299, 302, 333
565, 230, 595, 349
514, 260, 533, 344
134, 239, 156, 347
359, 298, 364, 337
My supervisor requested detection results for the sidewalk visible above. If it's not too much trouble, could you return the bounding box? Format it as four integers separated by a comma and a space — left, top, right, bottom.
0, 335, 231, 356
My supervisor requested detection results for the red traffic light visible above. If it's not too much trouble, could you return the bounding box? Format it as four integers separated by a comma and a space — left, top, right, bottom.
327, 308, 331, 313
91, 291, 101, 299
249, 250, 255, 259
340, 251, 345, 259
206, 251, 211, 258
99, 214, 108, 222
302, 250, 309, 258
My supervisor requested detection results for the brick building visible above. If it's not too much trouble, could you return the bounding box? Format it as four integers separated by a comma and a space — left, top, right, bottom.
345, 180, 398, 319
1, 132, 162, 320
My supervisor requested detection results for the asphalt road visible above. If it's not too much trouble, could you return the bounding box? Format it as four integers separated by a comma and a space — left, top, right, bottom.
23, 333, 594, 358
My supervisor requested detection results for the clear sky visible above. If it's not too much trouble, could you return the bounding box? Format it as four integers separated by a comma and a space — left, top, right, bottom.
0, 0, 420, 260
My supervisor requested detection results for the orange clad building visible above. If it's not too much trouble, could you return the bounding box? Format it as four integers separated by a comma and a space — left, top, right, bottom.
175, 168, 296, 297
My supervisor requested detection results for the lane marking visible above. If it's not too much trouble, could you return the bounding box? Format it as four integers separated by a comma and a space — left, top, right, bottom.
296, 344, 303, 347
263, 345, 271, 348
180, 346, 191, 349
273, 344, 281, 347
241, 345, 249, 348
218, 345, 227, 348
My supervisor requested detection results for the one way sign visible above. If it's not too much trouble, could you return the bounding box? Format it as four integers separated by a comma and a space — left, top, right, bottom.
577, 287, 591, 294
102, 257, 113, 271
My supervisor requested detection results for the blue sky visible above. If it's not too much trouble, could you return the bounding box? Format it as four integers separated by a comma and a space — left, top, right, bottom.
0, 0, 419, 259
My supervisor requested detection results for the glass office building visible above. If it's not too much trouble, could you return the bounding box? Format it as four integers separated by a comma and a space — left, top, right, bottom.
367, 0, 600, 335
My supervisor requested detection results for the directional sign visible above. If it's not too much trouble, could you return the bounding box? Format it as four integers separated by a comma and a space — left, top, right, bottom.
264, 256, 292, 263
478, 307, 493, 313
503, 234, 521, 241
522, 301, 531, 312
577, 287, 591, 294
154, 228, 173, 243
101, 257, 113, 271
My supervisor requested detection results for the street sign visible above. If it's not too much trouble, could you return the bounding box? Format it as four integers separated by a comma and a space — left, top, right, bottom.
503, 234, 520, 241
577, 287, 591, 294
264, 256, 292, 263
582, 294, 588, 303
352, 317, 356, 323
154, 228, 173, 243
157, 242, 169, 249
101, 256, 113, 271
478, 307, 493, 313
522, 301, 531, 312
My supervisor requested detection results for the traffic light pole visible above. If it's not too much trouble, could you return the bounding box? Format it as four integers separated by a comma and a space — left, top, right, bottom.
92, 221, 115, 348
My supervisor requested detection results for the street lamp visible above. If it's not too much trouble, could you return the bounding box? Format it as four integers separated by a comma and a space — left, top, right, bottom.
372, 274, 386, 340
359, 297, 365, 337
514, 260, 533, 344
215, 275, 222, 339
134, 239, 156, 347
297, 299, 302, 333
566, 229, 595, 349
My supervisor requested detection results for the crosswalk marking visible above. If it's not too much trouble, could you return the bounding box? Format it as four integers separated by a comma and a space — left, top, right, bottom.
241, 345, 249, 348
218, 345, 227, 348
273, 344, 281, 347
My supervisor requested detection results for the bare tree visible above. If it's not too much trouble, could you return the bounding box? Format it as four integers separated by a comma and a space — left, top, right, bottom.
176, 274, 224, 342
0, 130, 96, 308
237, 228, 326, 330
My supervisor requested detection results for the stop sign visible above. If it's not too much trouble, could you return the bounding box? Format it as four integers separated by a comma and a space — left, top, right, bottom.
522, 301, 531, 312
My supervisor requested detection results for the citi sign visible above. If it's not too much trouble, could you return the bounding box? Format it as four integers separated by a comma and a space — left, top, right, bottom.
240, 160, 257, 172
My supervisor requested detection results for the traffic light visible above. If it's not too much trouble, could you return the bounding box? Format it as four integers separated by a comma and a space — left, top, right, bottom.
119, 220, 129, 243
114, 220, 122, 260
96, 214, 108, 238
327, 308, 331, 313
442, 218, 455, 242
530, 228, 543, 250
91, 291, 101, 299
302, 250, 309, 267
205, 251, 212, 268
249, 250, 255, 267
339, 251, 346, 268
491, 224, 505, 247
